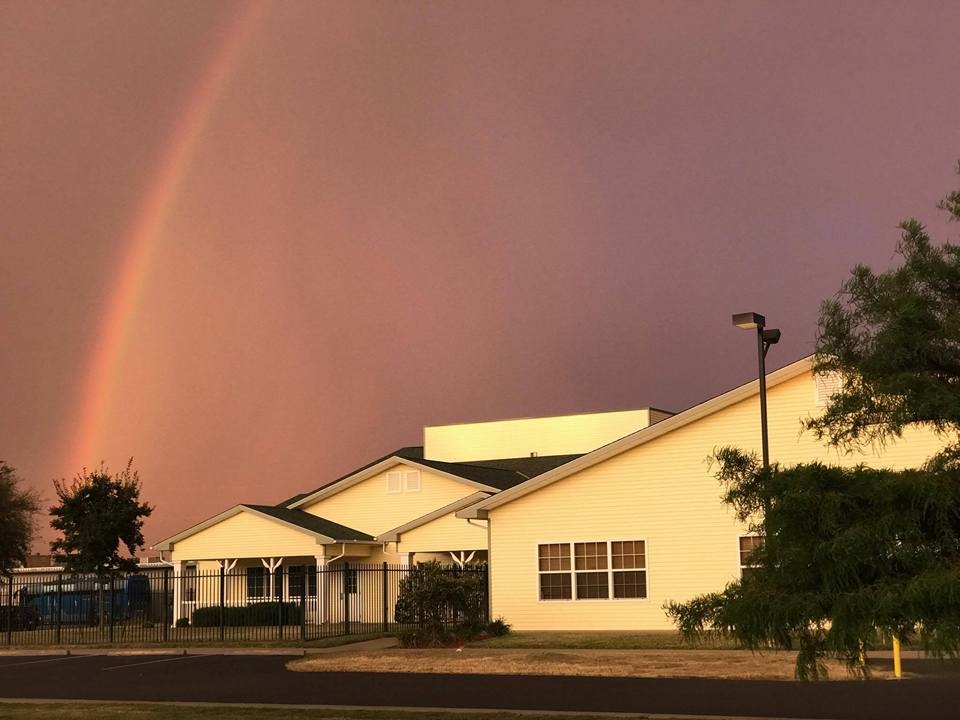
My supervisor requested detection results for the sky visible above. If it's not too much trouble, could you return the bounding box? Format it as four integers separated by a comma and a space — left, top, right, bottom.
2, 0, 959, 554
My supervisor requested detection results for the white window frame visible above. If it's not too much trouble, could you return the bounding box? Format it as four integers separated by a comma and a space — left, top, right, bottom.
386, 471, 402, 494
739, 534, 763, 578
403, 470, 421, 492
536, 539, 648, 602
814, 372, 843, 406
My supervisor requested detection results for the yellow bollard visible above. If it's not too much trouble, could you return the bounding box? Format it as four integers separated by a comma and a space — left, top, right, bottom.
893, 635, 902, 679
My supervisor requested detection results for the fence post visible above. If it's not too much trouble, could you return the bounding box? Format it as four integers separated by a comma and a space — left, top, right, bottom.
482, 564, 489, 624
108, 576, 115, 643
219, 565, 226, 641
300, 576, 306, 642
342, 562, 350, 637
382, 562, 388, 633
161, 568, 169, 642
56, 573, 63, 644
277, 568, 283, 641
5, 574, 12, 646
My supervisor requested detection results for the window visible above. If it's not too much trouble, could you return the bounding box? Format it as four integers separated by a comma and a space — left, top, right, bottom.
815, 372, 843, 406
404, 470, 421, 492
182, 564, 197, 602
387, 469, 421, 493
740, 535, 764, 580
538, 540, 646, 601
538, 543, 572, 599
344, 567, 358, 594
611, 540, 646, 598
386, 471, 402, 493
246, 566, 266, 599
288, 566, 317, 598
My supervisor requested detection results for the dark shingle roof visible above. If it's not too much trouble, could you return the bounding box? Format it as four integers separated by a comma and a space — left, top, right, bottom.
414, 453, 584, 491
243, 505, 373, 541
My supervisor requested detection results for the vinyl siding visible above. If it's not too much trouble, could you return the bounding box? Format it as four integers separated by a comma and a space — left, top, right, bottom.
170, 510, 325, 561
488, 369, 948, 631
424, 409, 654, 462
302, 465, 478, 537
397, 514, 487, 554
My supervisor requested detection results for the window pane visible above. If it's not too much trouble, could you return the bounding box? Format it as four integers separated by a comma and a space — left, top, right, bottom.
538, 543, 570, 571
246, 567, 265, 598
740, 536, 763, 566
612, 540, 645, 569
575, 571, 609, 599
289, 566, 304, 597
574, 542, 607, 571
613, 570, 647, 598
539, 573, 572, 600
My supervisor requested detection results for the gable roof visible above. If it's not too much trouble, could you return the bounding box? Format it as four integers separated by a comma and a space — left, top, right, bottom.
286, 447, 582, 510
457, 356, 814, 519
376, 492, 491, 542
283, 447, 424, 508
153, 503, 373, 550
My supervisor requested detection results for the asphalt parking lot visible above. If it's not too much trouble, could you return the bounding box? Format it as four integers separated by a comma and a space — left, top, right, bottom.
2, 652, 960, 719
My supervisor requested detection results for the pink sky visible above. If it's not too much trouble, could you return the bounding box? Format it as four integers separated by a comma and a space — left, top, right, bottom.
2, 0, 959, 552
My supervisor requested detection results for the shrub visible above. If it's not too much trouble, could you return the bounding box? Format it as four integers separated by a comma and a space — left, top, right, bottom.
175, 617, 190, 628
395, 561, 487, 646
190, 602, 303, 627
485, 617, 511, 637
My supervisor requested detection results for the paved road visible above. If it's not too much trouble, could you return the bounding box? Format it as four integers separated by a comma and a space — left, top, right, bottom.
1, 653, 958, 719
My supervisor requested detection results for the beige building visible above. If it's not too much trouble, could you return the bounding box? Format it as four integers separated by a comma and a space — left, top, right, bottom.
156, 356, 944, 630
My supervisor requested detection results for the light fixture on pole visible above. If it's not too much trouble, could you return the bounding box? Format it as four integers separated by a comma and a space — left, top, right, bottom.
732, 312, 781, 469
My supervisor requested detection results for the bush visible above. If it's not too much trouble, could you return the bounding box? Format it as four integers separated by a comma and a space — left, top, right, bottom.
485, 617, 511, 637
395, 561, 487, 646
190, 602, 303, 627
175, 617, 190, 628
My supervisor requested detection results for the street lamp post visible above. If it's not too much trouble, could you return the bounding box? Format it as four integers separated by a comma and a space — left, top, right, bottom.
732, 312, 781, 469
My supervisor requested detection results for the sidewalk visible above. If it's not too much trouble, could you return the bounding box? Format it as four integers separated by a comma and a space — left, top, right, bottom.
0, 635, 399, 657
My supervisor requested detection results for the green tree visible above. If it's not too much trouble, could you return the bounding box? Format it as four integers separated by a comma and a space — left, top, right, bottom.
666, 448, 960, 679
49, 459, 153, 574
0, 462, 40, 574
667, 169, 960, 679
809, 162, 960, 449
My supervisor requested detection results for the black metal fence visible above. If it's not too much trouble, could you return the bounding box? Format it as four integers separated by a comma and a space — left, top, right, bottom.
1, 562, 488, 646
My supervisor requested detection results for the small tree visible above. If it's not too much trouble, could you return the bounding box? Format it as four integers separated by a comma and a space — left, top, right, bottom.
0, 462, 40, 574
394, 561, 486, 646
50, 459, 153, 574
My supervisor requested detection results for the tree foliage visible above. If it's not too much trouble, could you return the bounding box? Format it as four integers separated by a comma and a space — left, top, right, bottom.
666, 448, 960, 679
394, 561, 487, 646
668, 169, 960, 679
0, 462, 40, 574
49, 459, 153, 574
809, 162, 960, 449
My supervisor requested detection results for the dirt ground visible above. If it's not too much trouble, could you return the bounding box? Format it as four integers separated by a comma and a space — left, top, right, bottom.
289, 647, 897, 680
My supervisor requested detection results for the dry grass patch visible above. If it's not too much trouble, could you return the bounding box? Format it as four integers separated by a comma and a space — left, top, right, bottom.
289, 647, 895, 680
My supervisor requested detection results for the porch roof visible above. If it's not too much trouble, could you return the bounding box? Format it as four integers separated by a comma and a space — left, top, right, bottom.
242, 505, 373, 542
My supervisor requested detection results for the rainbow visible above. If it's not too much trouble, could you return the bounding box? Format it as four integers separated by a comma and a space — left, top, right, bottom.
63, 2, 267, 473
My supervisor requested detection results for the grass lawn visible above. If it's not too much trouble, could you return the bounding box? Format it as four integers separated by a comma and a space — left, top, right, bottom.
467, 630, 742, 650
289, 646, 891, 680
0, 703, 650, 720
